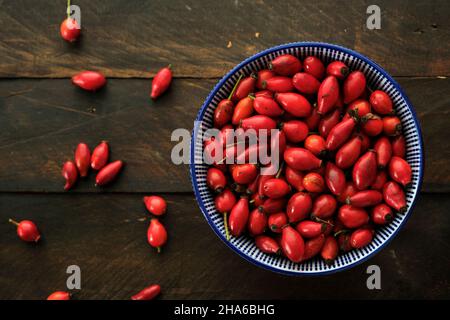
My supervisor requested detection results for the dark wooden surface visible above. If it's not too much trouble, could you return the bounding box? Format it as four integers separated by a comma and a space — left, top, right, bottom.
0, 1, 449, 300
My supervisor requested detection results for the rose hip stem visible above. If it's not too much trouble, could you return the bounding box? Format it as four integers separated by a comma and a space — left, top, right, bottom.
228, 74, 244, 100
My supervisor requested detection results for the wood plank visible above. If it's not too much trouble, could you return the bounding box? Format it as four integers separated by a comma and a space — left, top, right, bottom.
0, 193, 448, 299
0, 77, 448, 193
0, 0, 449, 78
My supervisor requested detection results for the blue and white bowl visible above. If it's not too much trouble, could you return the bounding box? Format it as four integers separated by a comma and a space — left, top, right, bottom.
190, 42, 424, 275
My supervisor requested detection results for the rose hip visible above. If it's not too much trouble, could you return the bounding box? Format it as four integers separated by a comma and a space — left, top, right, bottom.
255, 235, 280, 254
258, 198, 287, 215
255, 90, 273, 99
317, 76, 339, 115
371, 203, 393, 225
284, 148, 322, 171
240, 115, 277, 132
337, 182, 358, 203
253, 96, 284, 117
285, 166, 305, 191
343, 71, 366, 104
325, 162, 346, 196
62, 160, 78, 191
362, 114, 383, 137
374, 136, 393, 169
248, 209, 267, 236
346, 190, 382, 207
268, 212, 288, 233
131, 284, 161, 300
74, 143, 90, 177
269, 54, 302, 76
280, 226, 305, 262
47, 291, 71, 300
311, 194, 337, 219
338, 205, 369, 228
296, 220, 326, 239
383, 116, 402, 136
232, 75, 256, 101
303, 173, 325, 193
232, 96, 254, 125
214, 99, 234, 128
231, 164, 257, 185
326, 117, 357, 151
151, 65, 172, 100
215, 189, 237, 214
391, 135, 406, 158
302, 234, 326, 261
370, 90, 393, 115
72, 71, 106, 91
293, 72, 321, 94
91, 141, 109, 170
353, 150, 377, 190
286, 192, 312, 223
350, 227, 374, 249
303, 56, 325, 80
305, 106, 321, 130
371, 170, 388, 190
345, 99, 371, 118
143, 196, 167, 216
321, 236, 338, 264
262, 76, 294, 92
229, 197, 250, 237
319, 109, 341, 139
281, 120, 308, 143
275, 92, 312, 117
60, 18, 80, 42
263, 178, 291, 199
326, 61, 349, 80
9, 219, 41, 243
256, 70, 275, 89
95, 160, 124, 186
335, 135, 362, 169
207, 167, 227, 193
147, 219, 167, 253
383, 181, 407, 213
304, 135, 326, 157
388, 156, 412, 187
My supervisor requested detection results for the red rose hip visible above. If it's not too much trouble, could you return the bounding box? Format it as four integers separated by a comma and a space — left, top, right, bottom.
143, 196, 167, 216
151, 65, 172, 100
72, 71, 106, 91
9, 219, 41, 243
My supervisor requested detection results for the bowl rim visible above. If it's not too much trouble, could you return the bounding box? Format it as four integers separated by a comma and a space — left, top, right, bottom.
189, 41, 424, 276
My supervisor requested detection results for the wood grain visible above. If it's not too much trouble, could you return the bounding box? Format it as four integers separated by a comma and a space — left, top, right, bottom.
0, 193, 448, 300
0, 78, 448, 193
0, 0, 449, 78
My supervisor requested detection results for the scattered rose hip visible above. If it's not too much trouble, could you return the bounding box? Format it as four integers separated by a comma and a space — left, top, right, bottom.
9, 219, 41, 243
144, 196, 167, 216
151, 65, 173, 100
72, 71, 107, 91
60, 18, 80, 42
131, 284, 161, 300
205, 53, 413, 265
60, 0, 80, 42
61, 141, 123, 190
47, 291, 71, 300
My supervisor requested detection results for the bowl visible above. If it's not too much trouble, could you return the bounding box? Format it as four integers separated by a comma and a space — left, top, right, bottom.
190, 42, 424, 275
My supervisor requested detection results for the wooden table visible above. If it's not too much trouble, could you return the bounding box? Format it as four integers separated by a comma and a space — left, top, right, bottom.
0, 0, 449, 299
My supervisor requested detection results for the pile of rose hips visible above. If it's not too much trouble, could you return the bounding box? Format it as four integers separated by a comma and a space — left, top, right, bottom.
205, 54, 412, 264
62, 141, 124, 190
